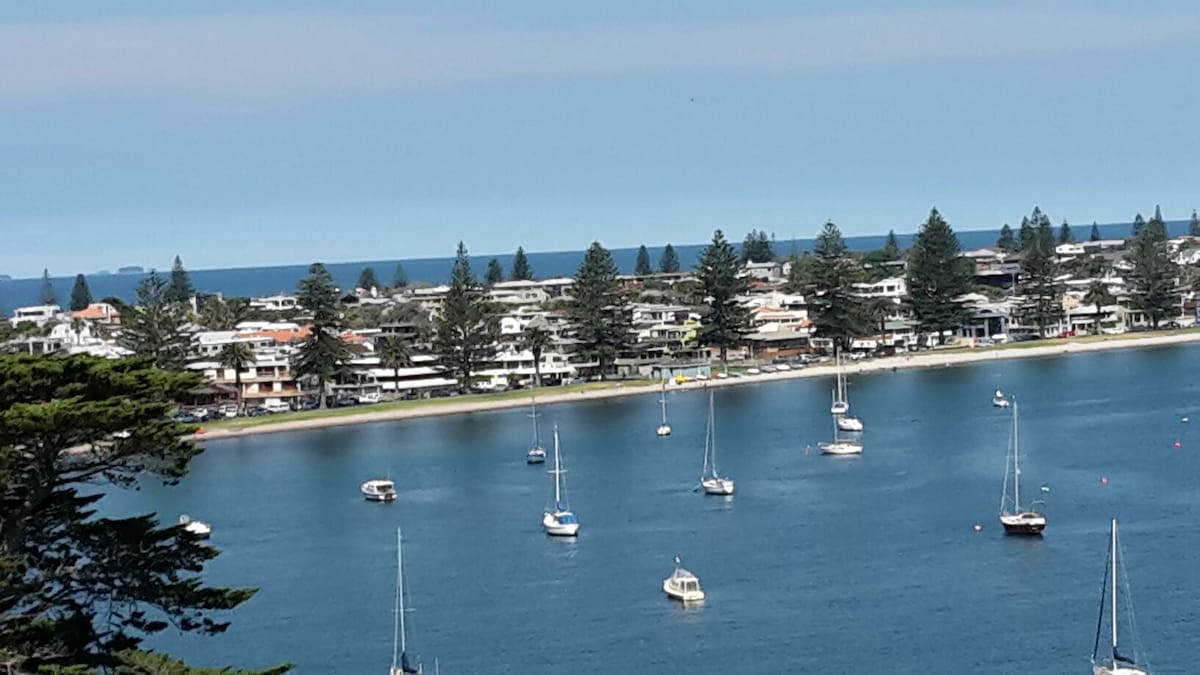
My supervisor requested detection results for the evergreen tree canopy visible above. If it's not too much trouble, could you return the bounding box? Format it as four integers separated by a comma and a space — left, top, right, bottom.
356, 267, 379, 292
1090, 222, 1102, 241
881, 230, 901, 260
392, 263, 409, 288
1190, 210, 1200, 237
659, 244, 681, 273
569, 242, 630, 379
485, 258, 505, 285
905, 209, 971, 343
432, 243, 500, 391
69, 274, 92, 312
294, 263, 348, 407
1017, 217, 1036, 252
808, 222, 868, 349
510, 247, 533, 281
1128, 208, 1179, 328
741, 229, 774, 263
1131, 213, 1146, 238
1058, 220, 1074, 244
996, 224, 1016, 252
165, 256, 194, 305
39, 269, 56, 306
783, 252, 814, 294
118, 272, 190, 369
634, 245, 653, 276
695, 230, 750, 364
1017, 212, 1062, 335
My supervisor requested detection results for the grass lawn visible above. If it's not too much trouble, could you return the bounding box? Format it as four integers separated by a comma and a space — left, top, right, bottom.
935, 326, 1200, 354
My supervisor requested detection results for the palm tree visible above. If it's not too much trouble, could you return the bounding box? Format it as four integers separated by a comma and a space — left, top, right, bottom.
521, 318, 552, 388
1083, 281, 1115, 334
378, 336, 413, 399
218, 341, 254, 414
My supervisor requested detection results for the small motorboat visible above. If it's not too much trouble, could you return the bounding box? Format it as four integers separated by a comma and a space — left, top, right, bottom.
361, 479, 398, 502
663, 556, 705, 602
836, 415, 864, 432
993, 389, 1010, 408
178, 514, 211, 539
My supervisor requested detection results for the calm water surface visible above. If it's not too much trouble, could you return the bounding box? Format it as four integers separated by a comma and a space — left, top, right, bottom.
101, 346, 1200, 673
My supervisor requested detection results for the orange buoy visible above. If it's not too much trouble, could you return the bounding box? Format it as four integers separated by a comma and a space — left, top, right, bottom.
196, 427, 205, 435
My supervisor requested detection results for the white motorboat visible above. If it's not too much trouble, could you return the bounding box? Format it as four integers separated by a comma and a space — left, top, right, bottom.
362, 479, 398, 502
699, 391, 735, 495
542, 425, 580, 537
836, 414, 864, 432
656, 379, 672, 437
1090, 520, 1150, 675
526, 397, 546, 464
998, 399, 1046, 535
662, 556, 705, 602
389, 529, 423, 675
178, 514, 211, 539
993, 388, 1010, 407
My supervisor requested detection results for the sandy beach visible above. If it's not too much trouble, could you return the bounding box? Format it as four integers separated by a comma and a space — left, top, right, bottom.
194, 331, 1200, 442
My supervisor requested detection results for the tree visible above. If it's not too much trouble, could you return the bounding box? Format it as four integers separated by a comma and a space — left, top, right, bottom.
118, 272, 190, 369
218, 341, 254, 414
1189, 210, 1200, 237
634, 245, 653, 276
695, 230, 751, 365
392, 263, 408, 288
1131, 213, 1145, 238
0, 354, 282, 672
432, 243, 500, 392
741, 229, 774, 263
659, 244, 680, 273
377, 336, 413, 398
485, 258, 505, 285
1058, 220, 1074, 244
881, 230, 901, 260
1128, 208, 1180, 328
294, 263, 348, 408
165, 255, 194, 305
356, 267, 379, 292
68, 274, 92, 312
197, 296, 235, 330
783, 252, 814, 294
569, 242, 630, 380
1090, 222, 1102, 241
808, 222, 868, 349
996, 224, 1016, 252
1017, 211, 1062, 336
39, 269, 56, 305
510, 247, 533, 281
1082, 280, 1115, 333
1018, 214, 1037, 252
906, 209, 972, 343
521, 318, 552, 387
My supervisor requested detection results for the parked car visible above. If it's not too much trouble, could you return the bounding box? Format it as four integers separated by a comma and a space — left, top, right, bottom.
335, 396, 359, 407
357, 392, 383, 404
746, 367, 762, 375
1162, 321, 1182, 330
263, 400, 291, 414
245, 406, 269, 417
171, 411, 199, 424
775, 363, 791, 371
218, 404, 239, 418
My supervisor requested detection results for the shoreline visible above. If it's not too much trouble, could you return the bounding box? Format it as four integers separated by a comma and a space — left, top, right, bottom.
194, 331, 1200, 443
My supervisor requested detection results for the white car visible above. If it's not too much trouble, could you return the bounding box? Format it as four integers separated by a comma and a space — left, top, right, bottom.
776, 364, 791, 371
357, 392, 382, 404
746, 368, 761, 375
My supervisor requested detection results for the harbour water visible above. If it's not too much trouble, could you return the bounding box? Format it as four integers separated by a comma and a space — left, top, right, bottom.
100, 345, 1200, 673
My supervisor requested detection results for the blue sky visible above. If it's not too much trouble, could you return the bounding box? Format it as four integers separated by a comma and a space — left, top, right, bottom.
2, 1, 1198, 278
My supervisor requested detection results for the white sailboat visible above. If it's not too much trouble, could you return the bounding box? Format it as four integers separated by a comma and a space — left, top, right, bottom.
831, 349, 863, 431
389, 529, 421, 675
699, 391, 735, 495
993, 388, 1011, 407
820, 395, 863, 455
542, 425, 580, 536
177, 514, 211, 539
1091, 519, 1150, 675
998, 399, 1046, 535
525, 397, 546, 464
656, 379, 672, 437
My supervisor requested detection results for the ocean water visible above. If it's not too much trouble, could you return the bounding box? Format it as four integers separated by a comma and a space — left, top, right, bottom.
97, 344, 1200, 673
3, 220, 1187, 309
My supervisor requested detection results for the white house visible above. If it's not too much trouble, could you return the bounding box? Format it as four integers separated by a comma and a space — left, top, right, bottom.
9, 305, 62, 328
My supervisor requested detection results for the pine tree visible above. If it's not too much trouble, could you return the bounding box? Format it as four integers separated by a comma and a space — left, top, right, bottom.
1190, 210, 1200, 237
485, 258, 505, 285
356, 267, 379, 292
569, 242, 631, 380
1058, 220, 1074, 244
1128, 208, 1180, 328
117, 271, 190, 369
634, 245, 653, 276
808, 222, 868, 349
39, 268, 56, 305
742, 229, 774, 263
432, 243, 500, 391
69, 273, 92, 311
696, 230, 751, 365
165, 255, 194, 304
906, 209, 972, 343
510, 246, 534, 281
881, 230, 901, 260
659, 243, 681, 273
294, 263, 349, 408
1090, 222, 1102, 241
392, 263, 409, 288
996, 224, 1016, 252
783, 252, 814, 293
1017, 211, 1062, 336
1131, 213, 1146, 238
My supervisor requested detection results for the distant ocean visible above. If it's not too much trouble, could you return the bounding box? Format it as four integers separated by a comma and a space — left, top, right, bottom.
0, 221, 1187, 310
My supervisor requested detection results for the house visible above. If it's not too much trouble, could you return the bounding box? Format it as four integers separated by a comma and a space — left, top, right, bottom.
743, 261, 784, 282
9, 305, 62, 328
187, 355, 304, 403
248, 295, 300, 312
71, 302, 122, 324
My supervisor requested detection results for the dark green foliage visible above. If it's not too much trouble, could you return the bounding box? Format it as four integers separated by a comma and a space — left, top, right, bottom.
111, 650, 293, 674
808, 222, 868, 349
1128, 208, 1180, 328
1131, 213, 1145, 238
294, 263, 348, 407
1018, 216, 1036, 252
40, 269, 56, 306
695, 230, 750, 364
485, 258, 504, 285
881, 230, 901, 260
783, 252, 814, 294
996, 224, 1016, 253
165, 256, 194, 305
0, 355, 274, 671
634, 245, 653, 276
392, 263, 408, 288
1090, 222, 1102, 241
432, 243, 500, 391
1017, 210, 1061, 335
510, 247, 533, 281
218, 341, 254, 413
741, 229, 774, 263
569, 242, 631, 380
1058, 220, 1074, 244
118, 272, 190, 369
906, 209, 972, 343
659, 244, 680, 273
521, 318, 552, 387
377, 337, 413, 396
1189, 210, 1200, 237
356, 267, 379, 292
68, 275, 92, 312
196, 297, 241, 331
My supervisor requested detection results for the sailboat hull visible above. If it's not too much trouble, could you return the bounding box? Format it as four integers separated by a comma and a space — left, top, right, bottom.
836, 416, 863, 432
1000, 512, 1046, 535
818, 441, 863, 455
526, 448, 546, 464
542, 511, 580, 537
701, 477, 735, 495
656, 424, 672, 437
1093, 665, 1148, 675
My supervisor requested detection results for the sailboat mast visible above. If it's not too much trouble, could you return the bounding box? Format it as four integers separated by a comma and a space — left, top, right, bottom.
708, 391, 717, 476
1111, 518, 1118, 650
531, 397, 540, 445
1013, 400, 1021, 511
660, 380, 668, 424
393, 528, 404, 670
553, 425, 562, 505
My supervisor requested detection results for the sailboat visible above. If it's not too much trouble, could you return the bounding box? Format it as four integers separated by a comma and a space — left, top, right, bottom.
699, 390, 735, 495
819, 409, 864, 455
525, 397, 546, 464
542, 425, 580, 536
1091, 519, 1150, 675
998, 399, 1046, 535
656, 379, 672, 437
389, 529, 421, 675
831, 349, 863, 432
